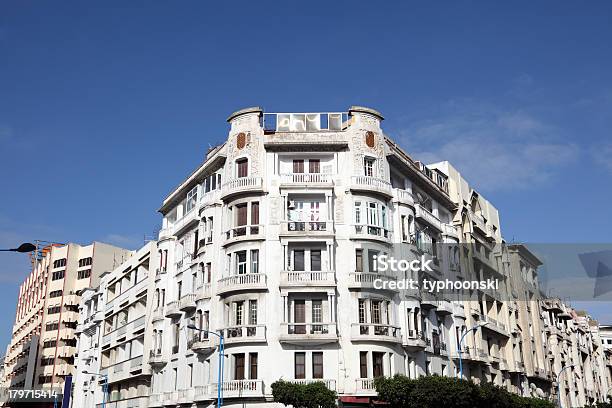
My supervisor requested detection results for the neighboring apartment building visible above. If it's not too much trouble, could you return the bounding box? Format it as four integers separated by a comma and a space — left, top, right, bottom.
2, 242, 131, 395
70, 106, 612, 408
73, 242, 157, 408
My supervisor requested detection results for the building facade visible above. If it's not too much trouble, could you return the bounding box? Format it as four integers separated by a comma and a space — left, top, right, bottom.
70, 106, 612, 408
2, 242, 131, 395
73, 242, 158, 408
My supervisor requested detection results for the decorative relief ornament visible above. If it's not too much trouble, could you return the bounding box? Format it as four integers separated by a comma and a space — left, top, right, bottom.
237, 132, 247, 149
365, 131, 375, 148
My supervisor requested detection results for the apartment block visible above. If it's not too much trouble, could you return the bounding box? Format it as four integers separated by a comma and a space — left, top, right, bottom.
73, 242, 158, 408
2, 242, 131, 394
70, 106, 612, 408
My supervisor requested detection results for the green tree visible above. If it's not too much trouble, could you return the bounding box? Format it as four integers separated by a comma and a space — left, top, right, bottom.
271, 380, 337, 408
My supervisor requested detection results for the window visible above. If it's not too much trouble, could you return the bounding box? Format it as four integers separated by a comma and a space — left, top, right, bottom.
40, 357, 54, 366
313, 352, 323, 378
52, 270, 65, 281
293, 159, 304, 174
364, 157, 375, 177
43, 340, 57, 349
359, 352, 368, 378
236, 158, 248, 178
250, 250, 259, 274
53, 258, 67, 268
234, 301, 244, 326
309, 159, 320, 174
294, 250, 305, 271
234, 354, 245, 380
186, 186, 198, 213
249, 300, 258, 325
251, 202, 260, 232
236, 203, 248, 229
49, 290, 63, 298
47, 306, 61, 314
358, 300, 366, 324
295, 352, 306, 379
249, 353, 258, 379
77, 269, 91, 279
172, 323, 180, 354
367, 250, 379, 273
373, 352, 384, 377
78, 257, 92, 267
46, 323, 59, 331
312, 300, 322, 325
355, 249, 363, 272
371, 300, 382, 324
236, 251, 247, 275
310, 250, 321, 271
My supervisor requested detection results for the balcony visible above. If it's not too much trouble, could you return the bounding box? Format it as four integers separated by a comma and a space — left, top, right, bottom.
279, 322, 338, 344
402, 329, 427, 351
212, 379, 264, 399
288, 379, 336, 391
221, 177, 264, 200
352, 224, 392, 243
482, 316, 510, 337
179, 293, 197, 311
350, 176, 392, 197
148, 350, 165, 366
280, 173, 333, 187
355, 378, 376, 395
435, 300, 454, 315
414, 204, 442, 232
280, 220, 334, 237
165, 300, 181, 318
442, 223, 459, 238
224, 225, 265, 246
195, 283, 212, 301
222, 324, 267, 344
151, 307, 165, 322
280, 271, 336, 288
392, 188, 415, 206
187, 335, 215, 354
193, 385, 213, 401
200, 189, 221, 208
348, 272, 397, 291
351, 323, 402, 343
217, 273, 267, 295
470, 210, 487, 234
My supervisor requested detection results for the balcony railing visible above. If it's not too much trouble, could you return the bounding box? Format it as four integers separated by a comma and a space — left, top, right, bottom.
348, 272, 396, 290
355, 378, 376, 394
280, 271, 335, 287
221, 177, 263, 198
217, 273, 267, 295
279, 323, 338, 344
222, 324, 267, 344
414, 204, 442, 232
195, 282, 212, 300
288, 379, 336, 391
392, 188, 415, 205
280, 173, 332, 184
212, 379, 264, 398
179, 293, 197, 311
280, 220, 333, 235
351, 323, 402, 343
224, 224, 264, 241
148, 350, 165, 366
165, 301, 181, 317
353, 224, 392, 241
351, 175, 392, 195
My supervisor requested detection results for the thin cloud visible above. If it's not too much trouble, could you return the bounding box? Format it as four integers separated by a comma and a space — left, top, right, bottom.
103, 233, 142, 249
592, 144, 612, 173
395, 102, 579, 192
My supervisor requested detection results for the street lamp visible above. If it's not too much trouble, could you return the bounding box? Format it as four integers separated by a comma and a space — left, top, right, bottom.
83, 371, 108, 408
457, 321, 489, 380
0, 243, 36, 252
187, 324, 224, 408
556, 365, 573, 408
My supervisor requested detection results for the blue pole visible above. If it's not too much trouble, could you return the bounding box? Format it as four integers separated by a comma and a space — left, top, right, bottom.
188, 326, 224, 408
456, 324, 484, 379
219, 334, 224, 407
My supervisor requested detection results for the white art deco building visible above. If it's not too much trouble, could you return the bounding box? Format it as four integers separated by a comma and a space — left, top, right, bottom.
71, 106, 612, 408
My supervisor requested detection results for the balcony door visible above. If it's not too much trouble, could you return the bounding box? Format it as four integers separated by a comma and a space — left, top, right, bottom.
294, 300, 306, 334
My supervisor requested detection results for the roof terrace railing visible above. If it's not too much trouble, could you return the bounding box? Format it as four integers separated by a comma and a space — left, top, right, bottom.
263, 112, 349, 133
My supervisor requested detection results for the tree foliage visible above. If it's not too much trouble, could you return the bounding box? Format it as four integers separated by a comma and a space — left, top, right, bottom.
271, 380, 337, 408
374, 375, 555, 408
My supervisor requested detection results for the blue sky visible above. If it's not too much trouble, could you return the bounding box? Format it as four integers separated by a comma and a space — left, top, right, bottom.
1, 1, 611, 348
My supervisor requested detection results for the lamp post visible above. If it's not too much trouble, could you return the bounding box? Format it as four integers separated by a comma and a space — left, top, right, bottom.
457, 322, 489, 380
0, 243, 36, 252
83, 371, 108, 408
187, 324, 224, 408
556, 365, 573, 408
